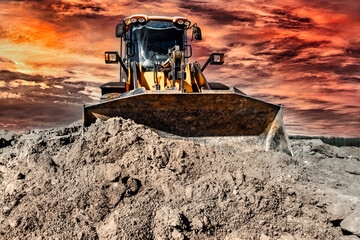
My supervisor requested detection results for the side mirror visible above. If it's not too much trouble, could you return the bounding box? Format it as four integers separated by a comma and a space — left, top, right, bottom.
192, 26, 202, 40
105, 52, 119, 64
116, 23, 125, 38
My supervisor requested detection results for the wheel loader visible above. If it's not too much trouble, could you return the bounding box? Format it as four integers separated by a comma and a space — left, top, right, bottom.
83, 15, 293, 155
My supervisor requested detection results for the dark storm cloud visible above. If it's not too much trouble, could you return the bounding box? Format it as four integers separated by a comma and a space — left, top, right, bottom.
252, 36, 331, 63
179, 1, 256, 25
0, 100, 83, 131
268, 8, 313, 30
15, 0, 123, 29
317, 87, 357, 94
285, 107, 360, 132
252, 93, 290, 101
0, 70, 93, 102
345, 43, 360, 58
0, 70, 94, 131
222, 63, 273, 80
25, 0, 105, 13
269, 50, 299, 62
297, 0, 360, 20
0, 70, 68, 84
344, 105, 360, 109
341, 77, 360, 83
286, 107, 355, 123
285, 62, 360, 76
301, 98, 332, 106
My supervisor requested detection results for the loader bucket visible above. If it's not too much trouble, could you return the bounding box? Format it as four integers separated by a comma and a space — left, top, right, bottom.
83, 89, 292, 155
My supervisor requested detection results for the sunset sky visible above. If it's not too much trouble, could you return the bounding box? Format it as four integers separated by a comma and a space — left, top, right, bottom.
0, 0, 359, 137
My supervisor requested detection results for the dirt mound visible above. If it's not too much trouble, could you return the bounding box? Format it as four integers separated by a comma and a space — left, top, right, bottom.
0, 118, 359, 239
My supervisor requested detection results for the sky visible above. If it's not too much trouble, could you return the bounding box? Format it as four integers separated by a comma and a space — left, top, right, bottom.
0, 0, 359, 137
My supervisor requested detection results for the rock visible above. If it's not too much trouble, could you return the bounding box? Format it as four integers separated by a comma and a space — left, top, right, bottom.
191, 216, 203, 230
280, 233, 295, 240
124, 177, 141, 196
185, 185, 192, 199
340, 236, 360, 240
154, 207, 182, 239
171, 229, 184, 240
326, 201, 353, 221
260, 234, 271, 240
5, 181, 23, 196
102, 181, 126, 208
0, 130, 16, 148
341, 208, 360, 236
8, 216, 21, 228
77, 232, 84, 240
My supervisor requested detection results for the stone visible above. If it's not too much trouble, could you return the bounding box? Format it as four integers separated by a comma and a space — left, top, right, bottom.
340, 236, 360, 240
260, 234, 271, 240
341, 208, 360, 236
191, 216, 203, 230
326, 201, 353, 221
280, 233, 295, 240
185, 185, 192, 199
171, 229, 184, 240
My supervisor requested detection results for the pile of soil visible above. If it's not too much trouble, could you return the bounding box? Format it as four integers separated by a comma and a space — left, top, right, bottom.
0, 118, 359, 239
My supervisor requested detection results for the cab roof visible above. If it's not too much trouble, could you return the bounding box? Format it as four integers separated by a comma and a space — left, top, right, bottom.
124, 14, 190, 26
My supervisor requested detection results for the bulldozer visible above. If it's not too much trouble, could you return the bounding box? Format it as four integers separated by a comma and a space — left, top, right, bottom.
83, 15, 292, 155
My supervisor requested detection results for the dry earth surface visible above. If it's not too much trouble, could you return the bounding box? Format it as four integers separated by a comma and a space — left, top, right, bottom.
0, 118, 359, 239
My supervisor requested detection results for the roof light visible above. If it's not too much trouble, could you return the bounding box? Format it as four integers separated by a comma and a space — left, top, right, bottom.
177, 19, 184, 25
184, 21, 191, 27
130, 18, 137, 23
138, 17, 146, 23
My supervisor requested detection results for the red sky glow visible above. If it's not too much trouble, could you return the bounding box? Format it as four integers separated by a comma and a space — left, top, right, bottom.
0, 0, 359, 137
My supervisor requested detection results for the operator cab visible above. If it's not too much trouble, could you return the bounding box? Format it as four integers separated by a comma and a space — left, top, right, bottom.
116, 15, 198, 69
130, 20, 185, 69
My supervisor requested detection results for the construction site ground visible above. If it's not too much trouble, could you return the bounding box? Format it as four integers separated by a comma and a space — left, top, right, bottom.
0, 118, 359, 239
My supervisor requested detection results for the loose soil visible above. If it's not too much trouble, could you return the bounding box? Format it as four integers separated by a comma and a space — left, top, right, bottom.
0, 118, 359, 239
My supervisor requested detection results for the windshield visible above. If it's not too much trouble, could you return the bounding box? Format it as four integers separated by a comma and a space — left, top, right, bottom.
131, 21, 184, 68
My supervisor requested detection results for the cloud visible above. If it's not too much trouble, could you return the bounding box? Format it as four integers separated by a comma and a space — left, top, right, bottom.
345, 42, 360, 58
179, 1, 256, 25
0, 56, 14, 64
0, 70, 69, 84
284, 107, 360, 137
0, 92, 21, 99
268, 8, 313, 30
0, 100, 83, 131
251, 36, 331, 63
25, 0, 105, 13
0, 70, 95, 131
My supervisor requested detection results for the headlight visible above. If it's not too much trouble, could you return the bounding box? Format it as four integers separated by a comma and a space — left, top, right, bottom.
177, 19, 184, 25
210, 53, 224, 65
130, 18, 137, 23
184, 21, 191, 27
105, 52, 119, 64
138, 17, 146, 23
